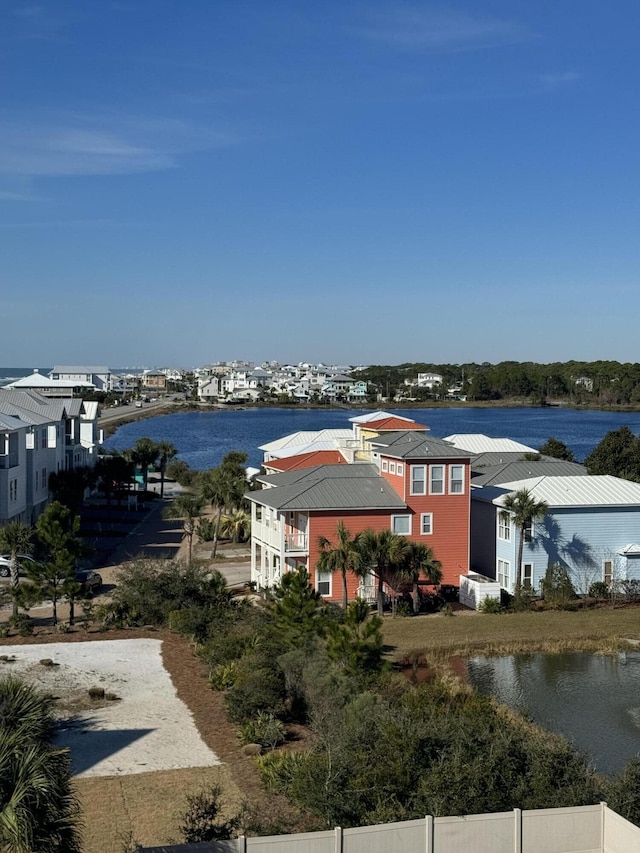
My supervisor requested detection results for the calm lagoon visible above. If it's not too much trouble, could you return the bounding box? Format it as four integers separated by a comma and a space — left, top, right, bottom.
466, 652, 640, 774
103, 406, 640, 471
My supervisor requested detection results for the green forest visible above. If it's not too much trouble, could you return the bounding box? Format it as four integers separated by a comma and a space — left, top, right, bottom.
352, 360, 640, 406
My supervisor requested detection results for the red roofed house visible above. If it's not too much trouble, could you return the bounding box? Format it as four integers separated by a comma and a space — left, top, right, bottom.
263, 449, 348, 475
246, 429, 471, 605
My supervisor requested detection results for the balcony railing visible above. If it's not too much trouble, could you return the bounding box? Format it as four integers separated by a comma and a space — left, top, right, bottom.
0, 452, 19, 469
284, 533, 308, 552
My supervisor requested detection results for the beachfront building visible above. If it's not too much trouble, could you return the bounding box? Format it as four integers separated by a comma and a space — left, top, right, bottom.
49, 365, 114, 392
0, 389, 102, 524
471, 475, 640, 595
247, 430, 472, 603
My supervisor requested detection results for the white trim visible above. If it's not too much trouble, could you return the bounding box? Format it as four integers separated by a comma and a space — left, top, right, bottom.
420, 513, 433, 535
497, 558, 510, 589
410, 464, 426, 495
317, 568, 332, 597
391, 514, 412, 535
449, 464, 464, 494
498, 511, 511, 541
429, 464, 445, 495
397, 463, 403, 476
381, 459, 388, 472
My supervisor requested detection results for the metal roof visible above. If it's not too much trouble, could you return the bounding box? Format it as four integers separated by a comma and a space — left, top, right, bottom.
256, 462, 378, 488
350, 410, 413, 424
483, 475, 640, 508
471, 460, 587, 487
444, 434, 538, 454
259, 428, 352, 453
0, 412, 25, 430
247, 468, 406, 511
370, 431, 471, 459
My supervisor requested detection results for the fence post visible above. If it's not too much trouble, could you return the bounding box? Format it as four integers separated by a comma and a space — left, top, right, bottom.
601, 801, 607, 853
425, 815, 434, 853
237, 836, 247, 853
513, 809, 522, 853
335, 825, 343, 853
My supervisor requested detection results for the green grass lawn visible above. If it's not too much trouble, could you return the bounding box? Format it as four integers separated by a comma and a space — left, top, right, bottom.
382, 606, 640, 662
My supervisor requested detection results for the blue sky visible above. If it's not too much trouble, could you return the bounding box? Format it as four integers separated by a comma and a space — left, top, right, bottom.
2, 1, 640, 368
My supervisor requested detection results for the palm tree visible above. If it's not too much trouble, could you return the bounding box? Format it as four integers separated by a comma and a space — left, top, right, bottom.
165, 494, 203, 566
395, 542, 442, 614
0, 677, 82, 852
199, 452, 248, 558
0, 522, 34, 620
219, 508, 251, 544
127, 438, 159, 492
356, 529, 410, 616
156, 441, 178, 498
317, 522, 364, 609
501, 487, 549, 590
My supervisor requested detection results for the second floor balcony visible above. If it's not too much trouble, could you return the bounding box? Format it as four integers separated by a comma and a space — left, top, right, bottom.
0, 452, 19, 469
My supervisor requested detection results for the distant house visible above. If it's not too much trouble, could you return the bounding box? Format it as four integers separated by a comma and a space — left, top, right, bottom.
471, 475, 640, 594
49, 365, 113, 392
141, 371, 167, 392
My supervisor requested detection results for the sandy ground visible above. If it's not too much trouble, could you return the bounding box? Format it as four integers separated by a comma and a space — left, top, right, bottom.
0, 638, 221, 777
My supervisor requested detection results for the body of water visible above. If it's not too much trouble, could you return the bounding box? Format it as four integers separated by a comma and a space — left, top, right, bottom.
102, 406, 640, 471
466, 651, 640, 774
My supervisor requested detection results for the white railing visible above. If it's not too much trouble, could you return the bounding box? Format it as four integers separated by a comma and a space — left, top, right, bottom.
284, 533, 308, 552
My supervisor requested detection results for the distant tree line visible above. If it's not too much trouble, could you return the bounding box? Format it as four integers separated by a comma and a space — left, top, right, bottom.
352, 360, 640, 405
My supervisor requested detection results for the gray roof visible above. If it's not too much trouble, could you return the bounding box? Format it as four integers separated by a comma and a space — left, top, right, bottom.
256, 462, 376, 488
0, 412, 25, 430
474, 475, 640, 509
471, 459, 587, 487
369, 431, 471, 460
247, 464, 406, 511
51, 365, 110, 374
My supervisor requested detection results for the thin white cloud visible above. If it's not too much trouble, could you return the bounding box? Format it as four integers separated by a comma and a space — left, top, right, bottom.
539, 71, 581, 88
0, 113, 234, 177
0, 189, 37, 202
357, 4, 529, 52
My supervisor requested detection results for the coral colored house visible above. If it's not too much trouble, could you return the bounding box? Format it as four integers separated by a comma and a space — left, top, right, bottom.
246, 430, 472, 603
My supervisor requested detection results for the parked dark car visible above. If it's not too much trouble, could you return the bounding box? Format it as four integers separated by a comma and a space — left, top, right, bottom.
76, 570, 103, 595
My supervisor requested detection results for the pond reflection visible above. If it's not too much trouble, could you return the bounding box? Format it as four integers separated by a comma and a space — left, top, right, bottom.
466, 652, 640, 775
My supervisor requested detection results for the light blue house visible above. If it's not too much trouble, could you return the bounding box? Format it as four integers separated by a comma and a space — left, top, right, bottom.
471, 475, 640, 595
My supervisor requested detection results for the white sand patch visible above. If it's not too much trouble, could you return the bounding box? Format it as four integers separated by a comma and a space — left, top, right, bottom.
0, 639, 220, 777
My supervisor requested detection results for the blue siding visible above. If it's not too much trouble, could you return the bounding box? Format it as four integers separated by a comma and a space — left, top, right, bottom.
472, 501, 640, 594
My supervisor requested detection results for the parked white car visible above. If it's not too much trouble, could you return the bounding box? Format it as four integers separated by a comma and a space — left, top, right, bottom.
0, 554, 38, 578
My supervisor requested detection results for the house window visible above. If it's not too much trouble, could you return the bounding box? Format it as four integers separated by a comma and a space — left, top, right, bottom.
317, 570, 332, 597
397, 463, 403, 476
449, 464, 464, 494
9, 479, 17, 502
604, 560, 613, 586
42, 468, 47, 489
429, 465, 444, 494
497, 559, 510, 588
391, 514, 411, 535
498, 512, 511, 541
389, 462, 396, 474
381, 459, 388, 472
523, 563, 533, 590
41, 428, 48, 449
35, 471, 39, 490
421, 513, 433, 535
34, 430, 39, 450
410, 465, 426, 495
255, 505, 263, 522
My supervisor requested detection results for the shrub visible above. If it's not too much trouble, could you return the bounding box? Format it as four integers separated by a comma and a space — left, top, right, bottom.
225, 665, 286, 724
510, 587, 535, 613
238, 712, 286, 750
10, 613, 33, 636
179, 783, 240, 843
196, 518, 216, 542
478, 596, 503, 614
258, 750, 307, 793
588, 581, 609, 600
540, 564, 577, 607
209, 662, 239, 691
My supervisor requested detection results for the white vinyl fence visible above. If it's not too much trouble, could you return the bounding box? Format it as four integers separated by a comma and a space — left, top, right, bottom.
144, 804, 640, 853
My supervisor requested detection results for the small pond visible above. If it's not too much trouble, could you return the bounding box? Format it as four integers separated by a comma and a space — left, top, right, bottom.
465, 651, 640, 775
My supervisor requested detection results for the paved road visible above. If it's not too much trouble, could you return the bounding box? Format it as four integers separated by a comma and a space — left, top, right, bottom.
98, 398, 176, 425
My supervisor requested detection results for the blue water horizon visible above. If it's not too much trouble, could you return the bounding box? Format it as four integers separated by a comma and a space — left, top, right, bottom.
102, 405, 640, 472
